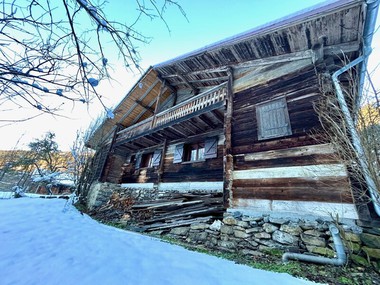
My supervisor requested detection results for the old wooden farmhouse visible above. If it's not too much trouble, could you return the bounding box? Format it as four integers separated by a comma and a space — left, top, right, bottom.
88, 0, 379, 222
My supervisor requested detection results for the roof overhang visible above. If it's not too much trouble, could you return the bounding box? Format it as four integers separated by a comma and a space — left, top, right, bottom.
88, 0, 371, 149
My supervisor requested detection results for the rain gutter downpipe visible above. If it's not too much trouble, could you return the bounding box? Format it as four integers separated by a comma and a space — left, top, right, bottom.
330, 0, 380, 217
357, 0, 380, 110
332, 56, 380, 217
282, 225, 346, 266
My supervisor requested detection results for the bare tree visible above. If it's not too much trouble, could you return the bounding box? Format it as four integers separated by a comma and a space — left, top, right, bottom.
0, 0, 185, 123
70, 113, 105, 202
315, 60, 380, 209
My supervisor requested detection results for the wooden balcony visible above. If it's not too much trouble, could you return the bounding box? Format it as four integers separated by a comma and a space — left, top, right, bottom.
115, 83, 227, 148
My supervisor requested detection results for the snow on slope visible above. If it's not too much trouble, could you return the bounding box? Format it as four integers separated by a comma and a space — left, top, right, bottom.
0, 198, 321, 285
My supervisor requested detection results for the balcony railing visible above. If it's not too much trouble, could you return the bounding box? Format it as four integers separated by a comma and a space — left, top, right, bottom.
117, 82, 227, 143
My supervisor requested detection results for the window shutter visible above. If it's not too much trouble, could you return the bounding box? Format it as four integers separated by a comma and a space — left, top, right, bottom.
135, 154, 142, 169
152, 149, 162, 167
257, 98, 292, 140
204, 137, 218, 159
173, 144, 184, 163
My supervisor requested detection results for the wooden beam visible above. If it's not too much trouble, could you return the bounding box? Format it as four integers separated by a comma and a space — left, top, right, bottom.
156, 42, 359, 87
198, 114, 216, 128
160, 128, 183, 140
168, 125, 189, 137
188, 118, 207, 132
157, 73, 178, 107
157, 73, 177, 94
173, 122, 197, 136
311, 35, 326, 64
157, 139, 167, 183
151, 81, 167, 128
165, 76, 229, 85
131, 98, 157, 124
169, 129, 223, 145
210, 109, 225, 124
223, 67, 234, 208
138, 136, 159, 146
176, 73, 198, 94
117, 78, 160, 124
323, 41, 360, 57
244, 144, 334, 161
233, 58, 312, 94
135, 100, 155, 114
181, 120, 202, 134
157, 129, 177, 140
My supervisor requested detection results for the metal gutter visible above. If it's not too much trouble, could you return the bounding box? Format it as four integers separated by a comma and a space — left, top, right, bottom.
330, 0, 380, 217
332, 55, 380, 217
356, 0, 380, 111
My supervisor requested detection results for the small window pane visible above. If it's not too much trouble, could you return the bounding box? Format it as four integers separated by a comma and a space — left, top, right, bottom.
198, 147, 205, 160
184, 143, 205, 162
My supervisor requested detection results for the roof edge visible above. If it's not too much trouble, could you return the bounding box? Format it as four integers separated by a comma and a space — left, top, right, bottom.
153, 0, 362, 69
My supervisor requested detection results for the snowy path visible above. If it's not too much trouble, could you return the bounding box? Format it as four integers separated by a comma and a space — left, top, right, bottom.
0, 198, 321, 285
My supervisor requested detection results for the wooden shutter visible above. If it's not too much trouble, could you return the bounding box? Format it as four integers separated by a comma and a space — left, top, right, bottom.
135, 153, 142, 169
152, 149, 162, 167
173, 144, 184, 163
204, 137, 218, 159
257, 98, 292, 140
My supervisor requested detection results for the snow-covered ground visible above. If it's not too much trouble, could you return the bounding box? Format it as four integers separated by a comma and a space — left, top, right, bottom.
0, 198, 321, 285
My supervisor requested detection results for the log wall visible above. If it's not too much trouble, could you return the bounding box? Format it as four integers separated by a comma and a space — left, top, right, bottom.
230, 65, 355, 212
117, 136, 224, 184
161, 138, 224, 183
103, 153, 127, 184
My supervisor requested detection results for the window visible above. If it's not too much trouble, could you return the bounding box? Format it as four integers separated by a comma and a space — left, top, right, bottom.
173, 137, 218, 164
140, 152, 154, 168
135, 149, 162, 169
256, 98, 292, 140
185, 143, 205, 162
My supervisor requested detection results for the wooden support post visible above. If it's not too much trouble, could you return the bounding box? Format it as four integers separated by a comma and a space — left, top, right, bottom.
151, 82, 166, 128
101, 124, 124, 182
157, 74, 177, 106
223, 67, 234, 208
157, 139, 167, 183
312, 35, 326, 64
110, 124, 124, 154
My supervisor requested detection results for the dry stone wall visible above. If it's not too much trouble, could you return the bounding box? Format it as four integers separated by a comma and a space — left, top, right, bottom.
87, 182, 380, 269
162, 212, 380, 269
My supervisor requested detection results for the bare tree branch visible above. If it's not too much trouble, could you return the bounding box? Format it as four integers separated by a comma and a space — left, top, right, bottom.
0, 0, 185, 123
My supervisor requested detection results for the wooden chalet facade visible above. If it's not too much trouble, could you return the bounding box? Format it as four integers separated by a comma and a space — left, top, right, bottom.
88, 0, 377, 221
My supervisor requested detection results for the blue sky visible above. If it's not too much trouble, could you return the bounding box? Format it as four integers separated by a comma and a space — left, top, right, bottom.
1, 0, 378, 150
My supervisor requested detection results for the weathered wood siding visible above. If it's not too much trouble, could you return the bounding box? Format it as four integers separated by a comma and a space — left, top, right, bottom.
117, 136, 224, 184
103, 154, 126, 184
161, 137, 224, 183
120, 156, 159, 184
231, 65, 354, 207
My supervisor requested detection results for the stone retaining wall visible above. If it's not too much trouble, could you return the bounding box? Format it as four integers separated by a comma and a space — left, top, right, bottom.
161, 212, 380, 269
87, 182, 380, 269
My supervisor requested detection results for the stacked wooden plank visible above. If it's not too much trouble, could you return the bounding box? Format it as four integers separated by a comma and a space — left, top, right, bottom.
89, 192, 224, 232
132, 192, 224, 232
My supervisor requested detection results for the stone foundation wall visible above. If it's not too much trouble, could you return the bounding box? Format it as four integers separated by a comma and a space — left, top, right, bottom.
87, 182, 380, 269
162, 212, 380, 269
